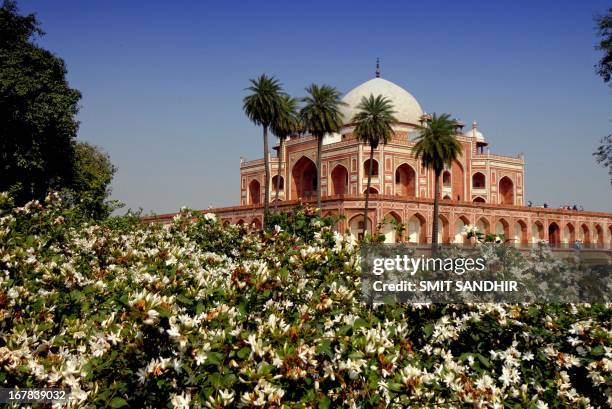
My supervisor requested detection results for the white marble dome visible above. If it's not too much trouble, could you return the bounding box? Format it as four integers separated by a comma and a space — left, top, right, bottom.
340, 77, 423, 126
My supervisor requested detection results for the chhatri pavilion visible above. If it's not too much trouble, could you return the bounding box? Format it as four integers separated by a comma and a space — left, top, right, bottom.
156, 68, 612, 248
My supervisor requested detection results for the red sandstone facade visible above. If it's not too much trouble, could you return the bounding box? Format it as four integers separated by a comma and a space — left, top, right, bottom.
149, 75, 612, 248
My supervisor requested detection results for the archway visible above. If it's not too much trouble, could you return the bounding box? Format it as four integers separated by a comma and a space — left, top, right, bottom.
453, 216, 470, 244
580, 224, 591, 245
495, 218, 510, 240
395, 164, 416, 199
476, 217, 491, 235
563, 223, 575, 244
348, 215, 372, 241
251, 218, 262, 230
473, 196, 486, 203
472, 172, 486, 189
451, 161, 465, 201
442, 171, 451, 187
437, 215, 450, 244
407, 213, 426, 244
594, 224, 604, 247
236, 219, 245, 226
532, 221, 545, 243
271, 175, 284, 195
292, 156, 317, 200
548, 222, 561, 246
514, 220, 528, 245
248, 180, 261, 205
499, 177, 514, 205
363, 159, 379, 176
364, 187, 379, 194
443, 195, 452, 200
331, 165, 348, 195
382, 212, 402, 243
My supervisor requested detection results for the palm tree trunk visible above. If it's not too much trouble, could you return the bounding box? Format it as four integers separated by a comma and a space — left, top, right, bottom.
316, 136, 322, 212
262, 125, 270, 226
432, 170, 441, 255
363, 145, 374, 237
275, 138, 283, 211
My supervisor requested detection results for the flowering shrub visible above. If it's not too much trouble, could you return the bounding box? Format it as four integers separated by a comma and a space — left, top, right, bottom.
0, 194, 610, 408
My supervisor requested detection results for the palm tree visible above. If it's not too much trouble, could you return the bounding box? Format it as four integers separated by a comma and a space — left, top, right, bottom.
243, 75, 285, 223
300, 84, 346, 210
352, 94, 398, 237
412, 113, 463, 254
270, 95, 301, 210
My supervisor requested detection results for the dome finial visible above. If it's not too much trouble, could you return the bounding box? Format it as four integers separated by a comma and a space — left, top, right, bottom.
375, 58, 380, 78
472, 120, 477, 129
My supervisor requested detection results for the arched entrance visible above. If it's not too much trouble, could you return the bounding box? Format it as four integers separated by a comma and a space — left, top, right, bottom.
473, 196, 486, 203
364, 159, 379, 177
580, 224, 591, 245
348, 215, 372, 241
395, 164, 416, 199
251, 218, 262, 230
271, 175, 284, 196
364, 187, 379, 194
248, 180, 261, 205
437, 215, 450, 244
495, 218, 510, 241
407, 213, 426, 244
451, 161, 465, 201
442, 171, 451, 187
330, 165, 348, 195
514, 220, 528, 245
532, 221, 545, 244
476, 217, 491, 235
594, 224, 604, 247
499, 177, 514, 205
563, 223, 575, 244
548, 222, 561, 246
453, 216, 470, 244
472, 172, 486, 189
382, 212, 402, 243
292, 156, 317, 200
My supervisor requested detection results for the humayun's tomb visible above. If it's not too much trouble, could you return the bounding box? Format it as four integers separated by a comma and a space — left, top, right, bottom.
150, 72, 612, 249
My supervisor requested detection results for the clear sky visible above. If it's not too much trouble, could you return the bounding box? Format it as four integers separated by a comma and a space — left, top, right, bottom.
18, 0, 612, 213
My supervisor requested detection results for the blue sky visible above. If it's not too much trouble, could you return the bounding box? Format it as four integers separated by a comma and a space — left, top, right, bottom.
18, 0, 612, 213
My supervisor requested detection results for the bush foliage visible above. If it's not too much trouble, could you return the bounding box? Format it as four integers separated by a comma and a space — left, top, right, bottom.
0, 193, 610, 408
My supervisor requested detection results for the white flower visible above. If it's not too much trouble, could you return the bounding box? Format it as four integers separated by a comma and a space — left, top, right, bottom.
170, 392, 191, 409
204, 212, 217, 222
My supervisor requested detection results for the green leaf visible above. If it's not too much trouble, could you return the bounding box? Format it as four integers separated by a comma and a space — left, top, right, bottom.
318, 395, 331, 409
423, 324, 433, 338
206, 352, 224, 366
237, 347, 251, 359
109, 397, 127, 408
177, 294, 193, 305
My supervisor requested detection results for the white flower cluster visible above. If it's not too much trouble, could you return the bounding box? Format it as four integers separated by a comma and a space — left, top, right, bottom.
0, 197, 609, 407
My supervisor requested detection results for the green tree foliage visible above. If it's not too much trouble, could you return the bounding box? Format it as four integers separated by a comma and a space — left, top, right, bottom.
243, 75, 285, 223
595, 8, 612, 83
594, 9, 612, 185
351, 94, 398, 237
412, 113, 462, 253
594, 134, 612, 185
270, 95, 301, 211
63, 141, 118, 220
0, 0, 81, 204
300, 84, 345, 210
